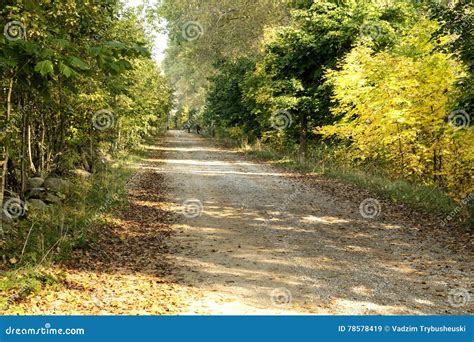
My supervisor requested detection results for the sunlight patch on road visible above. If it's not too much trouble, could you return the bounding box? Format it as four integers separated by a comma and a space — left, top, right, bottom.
161, 170, 288, 177
301, 215, 351, 224
148, 146, 240, 153
143, 158, 258, 167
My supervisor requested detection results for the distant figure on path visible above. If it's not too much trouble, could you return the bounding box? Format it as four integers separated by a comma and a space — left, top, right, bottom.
196, 124, 202, 135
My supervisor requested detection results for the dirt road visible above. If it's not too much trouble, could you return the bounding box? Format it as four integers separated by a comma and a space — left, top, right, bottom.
157, 131, 472, 314
9, 130, 471, 315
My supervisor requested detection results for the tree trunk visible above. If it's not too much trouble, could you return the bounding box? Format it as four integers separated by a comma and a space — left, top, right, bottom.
39, 112, 46, 173
433, 138, 443, 185
299, 112, 307, 162
27, 122, 37, 173
0, 78, 14, 225
20, 101, 27, 196
396, 122, 405, 177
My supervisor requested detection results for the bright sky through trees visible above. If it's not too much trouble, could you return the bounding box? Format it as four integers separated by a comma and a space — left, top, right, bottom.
125, 0, 168, 63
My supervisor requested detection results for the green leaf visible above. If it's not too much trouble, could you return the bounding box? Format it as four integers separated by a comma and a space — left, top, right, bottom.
40, 48, 55, 59
68, 56, 90, 70
0, 56, 18, 68
88, 46, 105, 57
59, 62, 73, 78
34, 60, 54, 76
17, 40, 40, 55
51, 38, 70, 49
105, 41, 128, 50
116, 59, 132, 71
133, 45, 150, 57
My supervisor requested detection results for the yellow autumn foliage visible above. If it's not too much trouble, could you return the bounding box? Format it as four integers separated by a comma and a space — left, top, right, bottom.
320, 19, 473, 199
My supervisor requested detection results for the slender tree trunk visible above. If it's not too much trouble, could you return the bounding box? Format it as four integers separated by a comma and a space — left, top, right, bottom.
27, 122, 36, 173
299, 112, 307, 162
39, 112, 45, 173
0, 78, 14, 219
433, 137, 443, 185
20, 100, 27, 196
89, 128, 94, 172
396, 122, 405, 177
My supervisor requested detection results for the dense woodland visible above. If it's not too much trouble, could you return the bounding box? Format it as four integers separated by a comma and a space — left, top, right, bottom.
0, 0, 472, 300
161, 0, 473, 224
1, 1, 172, 270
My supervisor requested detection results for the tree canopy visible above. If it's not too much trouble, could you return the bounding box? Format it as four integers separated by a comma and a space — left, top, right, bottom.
161, 0, 473, 205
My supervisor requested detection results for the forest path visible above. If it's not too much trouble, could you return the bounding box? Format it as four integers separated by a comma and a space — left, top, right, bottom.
160, 130, 472, 314
8, 130, 471, 315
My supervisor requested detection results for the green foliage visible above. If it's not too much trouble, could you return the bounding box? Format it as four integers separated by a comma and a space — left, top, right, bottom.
430, 0, 473, 112
2, 155, 134, 269
164, 0, 473, 224
204, 58, 260, 141
0, 268, 60, 312
0, 2, 173, 271
159, 0, 289, 114
249, 0, 418, 149
0, 2, 173, 178
321, 19, 472, 199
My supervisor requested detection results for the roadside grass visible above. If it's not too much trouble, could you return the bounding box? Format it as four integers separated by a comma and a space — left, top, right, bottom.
0, 267, 63, 311
0, 146, 147, 311
237, 143, 460, 219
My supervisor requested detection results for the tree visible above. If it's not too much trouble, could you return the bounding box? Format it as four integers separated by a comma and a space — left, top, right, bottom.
0, 1, 172, 205
249, 0, 416, 159
204, 58, 260, 141
430, 0, 473, 113
320, 18, 472, 198
159, 0, 289, 113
